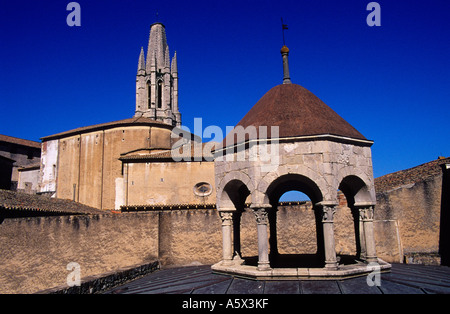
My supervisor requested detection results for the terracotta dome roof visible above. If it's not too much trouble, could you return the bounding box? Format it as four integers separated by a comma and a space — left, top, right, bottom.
223, 84, 367, 147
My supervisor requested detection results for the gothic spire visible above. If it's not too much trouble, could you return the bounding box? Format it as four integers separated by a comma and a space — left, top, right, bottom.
137, 47, 145, 74
135, 22, 181, 127
164, 45, 170, 69
146, 22, 168, 71
171, 51, 178, 74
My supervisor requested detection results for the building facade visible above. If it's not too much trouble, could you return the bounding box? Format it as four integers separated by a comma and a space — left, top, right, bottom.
39, 23, 214, 210
0, 134, 41, 190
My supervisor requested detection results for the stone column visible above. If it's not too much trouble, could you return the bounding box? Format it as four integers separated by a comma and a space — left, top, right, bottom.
253, 207, 271, 271
352, 207, 366, 260
219, 211, 234, 266
359, 212, 367, 260
359, 206, 378, 263
321, 205, 338, 269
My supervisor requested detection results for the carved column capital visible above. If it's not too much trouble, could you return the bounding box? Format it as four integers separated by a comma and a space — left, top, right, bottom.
321, 205, 337, 223
359, 206, 374, 222
219, 211, 233, 226
253, 208, 269, 225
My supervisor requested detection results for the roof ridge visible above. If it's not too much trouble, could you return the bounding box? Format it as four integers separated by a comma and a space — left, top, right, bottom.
41, 117, 173, 141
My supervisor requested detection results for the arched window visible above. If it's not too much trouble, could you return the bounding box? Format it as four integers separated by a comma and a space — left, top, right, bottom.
157, 80, 162, 108
147, 82, 151, 109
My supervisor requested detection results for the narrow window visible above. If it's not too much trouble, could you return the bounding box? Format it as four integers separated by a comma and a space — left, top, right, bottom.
147, 82, 151, 109
157, 80, 162, 108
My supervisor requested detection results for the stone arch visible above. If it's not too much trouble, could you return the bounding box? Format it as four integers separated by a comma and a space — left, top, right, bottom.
256, 171, 327, 268
257, 165, 328, 205
265, 173, 323, 205
338, 175, 374, 206
216, 171, 256, 263
337, 174, 376, 260
336, 167, 376, 205
217, 171, 254, 211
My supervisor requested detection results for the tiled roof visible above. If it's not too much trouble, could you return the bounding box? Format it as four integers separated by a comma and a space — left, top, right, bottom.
121, 201, 307, 212
0, 189, 104, 216
18, 162, 41, 171
375, 157, 450, 193
119, 142, 215, 162
222, 84, 367, 148
40, 117, 173, 141
121, 203, 217, 211
0, 134, 41, 149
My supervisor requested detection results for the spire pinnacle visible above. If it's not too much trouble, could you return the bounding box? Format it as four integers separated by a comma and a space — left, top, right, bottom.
171, 51, 178, 74
281, 46, 291, 84
137, 47, 145, 73
280, 18, 291, 84
164, 45, 170, 69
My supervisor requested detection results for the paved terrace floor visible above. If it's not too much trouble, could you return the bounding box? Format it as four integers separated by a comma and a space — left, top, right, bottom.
106, 263, 450, 294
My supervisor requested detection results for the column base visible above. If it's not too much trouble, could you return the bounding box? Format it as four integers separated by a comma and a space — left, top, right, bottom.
365, 256, 378, 263
257, 262, 271, 271
211, 258, 392, 280
324, 261, 338, 270
221, 259, 234, 267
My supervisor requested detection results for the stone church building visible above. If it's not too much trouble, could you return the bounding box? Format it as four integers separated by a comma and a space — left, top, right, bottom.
39, 23, 215, 210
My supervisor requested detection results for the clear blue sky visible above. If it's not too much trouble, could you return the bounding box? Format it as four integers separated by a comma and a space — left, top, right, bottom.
1, 0, 449, 180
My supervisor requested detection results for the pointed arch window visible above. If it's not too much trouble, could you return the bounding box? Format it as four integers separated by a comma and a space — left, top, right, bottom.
157, 80, 163, 109
147, 82, 151, 109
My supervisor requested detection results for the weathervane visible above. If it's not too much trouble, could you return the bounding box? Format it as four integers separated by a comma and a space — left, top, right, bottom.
281, 18, 288, 46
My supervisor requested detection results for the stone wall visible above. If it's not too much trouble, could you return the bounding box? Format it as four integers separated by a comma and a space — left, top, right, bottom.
373, 157, 449, 265
2, 159, 447, 294
374, 175, 443, 264
157, 209, 222, 266
125, 161, 216, 206
0, 213, 159, 293
0, 204, 363, 294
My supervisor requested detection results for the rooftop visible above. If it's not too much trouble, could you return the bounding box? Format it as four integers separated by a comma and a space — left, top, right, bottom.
105, 263, 450, 294
375, 157, 450, 193
40, 117, 173, 141
0, 189, 104, 218
0, 134, 41, 149
222, 84, 368, 148
119, 141, 216, 162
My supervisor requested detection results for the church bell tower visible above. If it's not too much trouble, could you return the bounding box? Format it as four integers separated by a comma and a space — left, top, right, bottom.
135, 22, 181, 127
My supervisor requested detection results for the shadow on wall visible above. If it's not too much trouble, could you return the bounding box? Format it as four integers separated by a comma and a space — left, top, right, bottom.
439, 164, 450, 266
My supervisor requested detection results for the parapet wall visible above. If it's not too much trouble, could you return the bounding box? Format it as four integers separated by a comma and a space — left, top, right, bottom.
0, 213, 159, 293
2, 205, 360, 294
1, 169, 446, 294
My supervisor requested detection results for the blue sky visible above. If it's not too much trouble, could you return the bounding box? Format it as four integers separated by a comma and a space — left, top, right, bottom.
1, 0, 449, 182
